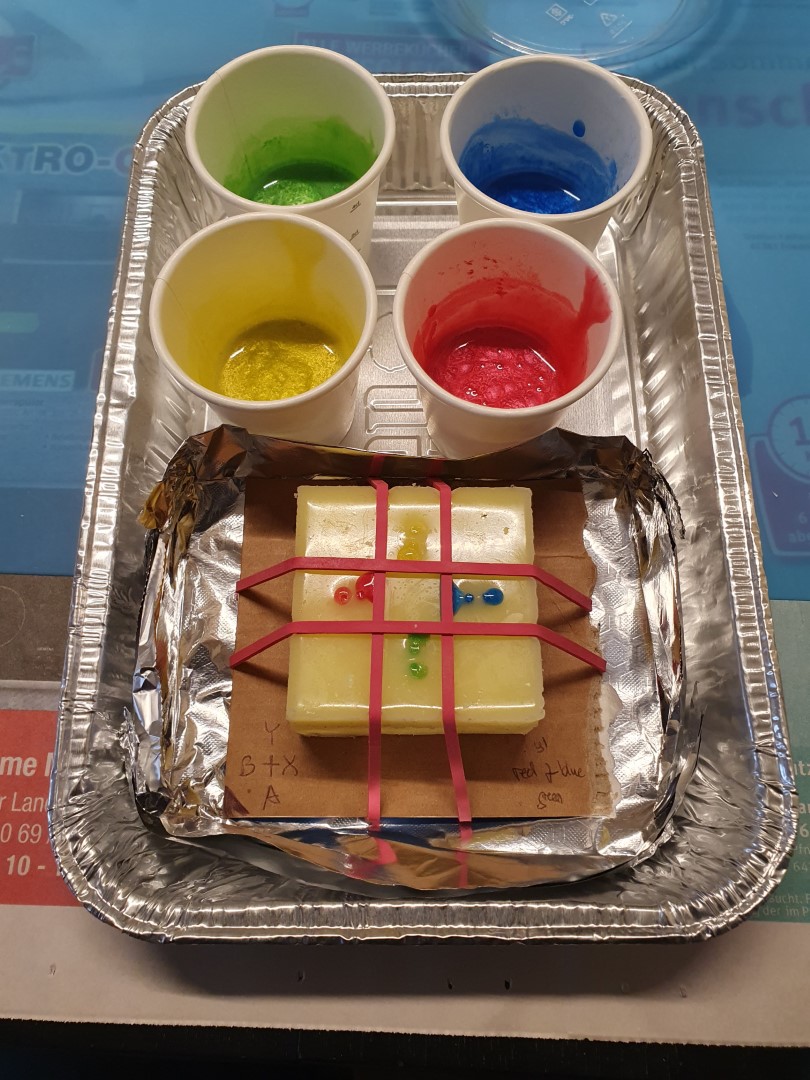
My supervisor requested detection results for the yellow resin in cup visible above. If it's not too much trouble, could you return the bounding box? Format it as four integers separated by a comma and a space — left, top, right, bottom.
149, 213, 377, 443
218, 317, 353, 402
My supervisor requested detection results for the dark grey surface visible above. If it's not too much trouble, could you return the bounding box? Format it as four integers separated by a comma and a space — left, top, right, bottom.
0, 574, 71, 684
1, 1019, 807, 1077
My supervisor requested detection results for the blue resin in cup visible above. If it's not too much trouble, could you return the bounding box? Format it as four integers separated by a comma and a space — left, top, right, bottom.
440, 55, 653, 249
458, 117, 618, 215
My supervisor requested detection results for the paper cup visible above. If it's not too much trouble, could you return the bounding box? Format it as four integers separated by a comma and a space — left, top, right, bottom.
393, 219, 622, 458
186, 46, 396, 259
440, 55, 653, 250
149, 213, 377, 444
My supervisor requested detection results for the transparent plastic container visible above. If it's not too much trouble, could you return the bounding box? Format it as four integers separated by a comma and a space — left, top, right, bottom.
438, 0, 719, 72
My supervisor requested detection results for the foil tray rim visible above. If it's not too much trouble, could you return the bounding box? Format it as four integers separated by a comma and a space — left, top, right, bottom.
49, 72, 797, 942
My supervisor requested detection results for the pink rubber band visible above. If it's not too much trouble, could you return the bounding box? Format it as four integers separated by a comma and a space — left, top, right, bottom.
238, 556, 591, 611
369, 452, 387, 478
230, 618, 605, 672
432, 481, 472, 837
366, 479, 389, 832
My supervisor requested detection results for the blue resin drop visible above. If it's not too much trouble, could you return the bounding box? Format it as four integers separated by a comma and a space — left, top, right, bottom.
459, 117, 616, 215
482, 588, 504, 606
452, 582, 475, 615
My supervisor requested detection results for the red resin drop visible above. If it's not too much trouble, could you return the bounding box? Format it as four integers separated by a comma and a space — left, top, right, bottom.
333, 585, 352, 605
355, 572, 375, 602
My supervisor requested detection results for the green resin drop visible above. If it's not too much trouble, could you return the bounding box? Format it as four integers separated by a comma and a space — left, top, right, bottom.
408, 661, 428, 679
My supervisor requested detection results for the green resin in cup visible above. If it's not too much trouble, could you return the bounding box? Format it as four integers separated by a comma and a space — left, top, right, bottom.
225, 116, 376, 206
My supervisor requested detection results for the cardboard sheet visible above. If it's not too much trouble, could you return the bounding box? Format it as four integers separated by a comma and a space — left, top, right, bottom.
224, 478, 605, 821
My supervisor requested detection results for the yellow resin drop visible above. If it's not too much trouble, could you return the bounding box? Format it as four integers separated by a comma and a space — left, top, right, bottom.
218, 318, 347, 402
396, 515, 429, 561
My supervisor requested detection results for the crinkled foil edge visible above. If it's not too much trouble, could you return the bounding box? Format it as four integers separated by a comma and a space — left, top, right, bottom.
130, 426, 685, 893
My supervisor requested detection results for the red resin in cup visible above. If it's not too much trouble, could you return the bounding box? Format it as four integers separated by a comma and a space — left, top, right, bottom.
414, 273, 611, 410
394, 219, 622, 457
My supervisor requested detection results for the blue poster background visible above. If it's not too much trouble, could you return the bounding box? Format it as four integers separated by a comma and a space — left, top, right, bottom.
0, 0, 808, 600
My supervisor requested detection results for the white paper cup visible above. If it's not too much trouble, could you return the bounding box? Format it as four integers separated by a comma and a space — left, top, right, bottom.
186, 46, 396, 259
393, 219, 622, 458
149, 213, 377, 444
440, 55, 653, 250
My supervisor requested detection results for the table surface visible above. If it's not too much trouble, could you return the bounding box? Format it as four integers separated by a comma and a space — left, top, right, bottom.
0, 0, 809, 1048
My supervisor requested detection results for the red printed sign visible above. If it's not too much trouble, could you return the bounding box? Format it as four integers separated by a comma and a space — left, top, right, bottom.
0, 711, 77, 906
